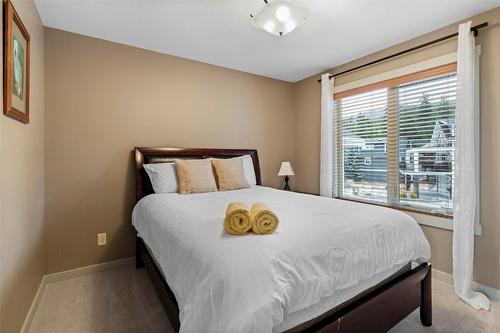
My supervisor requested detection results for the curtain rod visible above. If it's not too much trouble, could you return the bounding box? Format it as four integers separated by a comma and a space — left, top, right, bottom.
317, 22, 488, 83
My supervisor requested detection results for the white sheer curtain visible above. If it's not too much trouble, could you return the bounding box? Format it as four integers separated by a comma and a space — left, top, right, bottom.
453, 21, 490, 311
320, 73, 335, 197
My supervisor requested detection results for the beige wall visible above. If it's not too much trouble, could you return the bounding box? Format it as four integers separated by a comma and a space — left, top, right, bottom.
294, 7, 500, 289
44, 28, 295, 273
0, 0, 45, 332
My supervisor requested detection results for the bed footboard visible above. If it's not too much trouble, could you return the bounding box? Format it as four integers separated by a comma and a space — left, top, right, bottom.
420, 266, 432, 326
291, 262, 432, 333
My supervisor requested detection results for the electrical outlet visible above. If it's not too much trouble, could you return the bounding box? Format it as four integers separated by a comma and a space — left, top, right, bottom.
97, 233, 107, 246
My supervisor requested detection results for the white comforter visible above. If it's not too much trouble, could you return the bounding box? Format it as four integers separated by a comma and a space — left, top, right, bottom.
132, 186, 430, 333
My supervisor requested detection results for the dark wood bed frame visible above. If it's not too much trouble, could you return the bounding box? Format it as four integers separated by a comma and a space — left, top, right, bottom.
134, 147, 432, 333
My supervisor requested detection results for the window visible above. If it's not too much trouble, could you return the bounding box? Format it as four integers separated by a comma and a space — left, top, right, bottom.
398, 73, 456, 214
334, 64, 456, 216
339, 88, 387, 203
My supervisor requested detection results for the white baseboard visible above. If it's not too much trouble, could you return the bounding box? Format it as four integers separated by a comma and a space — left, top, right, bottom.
432, 268, 454, 284
432, 268, 500, 301
21, 256, 135, 333
44, 256, 135, 284
20, 275, 47, 333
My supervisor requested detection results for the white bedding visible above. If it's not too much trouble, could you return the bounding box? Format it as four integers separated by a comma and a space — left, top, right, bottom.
132, 186, 431, 333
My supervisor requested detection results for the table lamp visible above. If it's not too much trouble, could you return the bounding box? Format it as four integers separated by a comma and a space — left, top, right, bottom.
278, 161, 295, 191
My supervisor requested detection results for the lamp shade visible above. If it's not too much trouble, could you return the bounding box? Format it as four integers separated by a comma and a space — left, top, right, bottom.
278, 161, 295, 176
251, 0, 309, 37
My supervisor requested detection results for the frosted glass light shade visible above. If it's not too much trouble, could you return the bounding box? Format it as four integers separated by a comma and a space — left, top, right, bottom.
251, 0, 309, 36
278, 161, 295, 176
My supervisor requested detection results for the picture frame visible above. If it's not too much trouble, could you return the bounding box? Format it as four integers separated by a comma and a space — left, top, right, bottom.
3, 0, 30, 124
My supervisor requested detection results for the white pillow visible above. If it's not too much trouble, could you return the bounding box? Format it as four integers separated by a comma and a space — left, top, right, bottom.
240, 155, 257, 186
143, 162, 179, 193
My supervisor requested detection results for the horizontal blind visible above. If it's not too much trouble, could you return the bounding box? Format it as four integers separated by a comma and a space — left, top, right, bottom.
335, 66, 457, 215
338, 88, 388, 203
396, 73, 456, 215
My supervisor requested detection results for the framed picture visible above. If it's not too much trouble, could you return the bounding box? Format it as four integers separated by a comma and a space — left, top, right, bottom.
3, 0, 30, 124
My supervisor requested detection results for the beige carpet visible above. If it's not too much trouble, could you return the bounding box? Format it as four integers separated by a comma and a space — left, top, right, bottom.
28, 265, 499, 333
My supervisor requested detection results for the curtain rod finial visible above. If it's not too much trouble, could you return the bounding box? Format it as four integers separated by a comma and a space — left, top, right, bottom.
317, 75, 334, 83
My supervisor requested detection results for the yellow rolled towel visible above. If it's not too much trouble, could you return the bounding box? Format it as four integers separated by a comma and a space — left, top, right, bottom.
224, 202, 252, 235
250, 202, 279, 235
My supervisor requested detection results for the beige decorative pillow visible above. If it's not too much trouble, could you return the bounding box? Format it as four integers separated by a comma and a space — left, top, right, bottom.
212, 158, 250, 191
175, 159, 218, 194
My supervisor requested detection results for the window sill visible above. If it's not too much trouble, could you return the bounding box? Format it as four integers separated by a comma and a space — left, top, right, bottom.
333, 196, 482, 236
407, 210, 482, 236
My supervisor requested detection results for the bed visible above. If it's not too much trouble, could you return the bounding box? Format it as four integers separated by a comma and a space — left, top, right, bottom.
133, 147, 432, 333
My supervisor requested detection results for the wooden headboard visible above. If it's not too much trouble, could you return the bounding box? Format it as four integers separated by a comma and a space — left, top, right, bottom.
134, 147, 261, 202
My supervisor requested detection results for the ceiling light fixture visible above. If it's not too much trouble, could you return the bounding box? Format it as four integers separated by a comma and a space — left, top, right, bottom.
250, 0, 309, 37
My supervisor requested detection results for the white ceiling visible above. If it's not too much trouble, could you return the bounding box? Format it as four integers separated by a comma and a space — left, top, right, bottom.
34, 0, 500, 82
